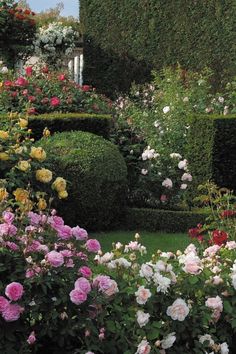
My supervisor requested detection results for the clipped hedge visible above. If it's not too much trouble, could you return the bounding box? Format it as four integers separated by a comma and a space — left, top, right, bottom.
0, 113, 113, 140
81, 0, 236, 95
187, 114, 236, 194
125, 208, 208, 233
40, 131, 127, 230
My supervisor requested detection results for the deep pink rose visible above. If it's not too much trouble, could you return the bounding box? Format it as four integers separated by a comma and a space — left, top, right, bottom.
27, 331, 36, 345
50, 96, 60, 107
57, 225, 72, 240
72, 226, 88, 240
25, 66, 33, 77
2, 211, 14, 224
46, 251, 64, 267
28, 95, 36, 103
28, 211, 42, 226
22, 89, 28, 95
0, 223, 17, 236
5, 282, 24, 301
82, 85, 91, 92
48, 215, 64, 229
58, 74, 66, 81
74, 277, 91, 294
0, 296, 9, 312
70, 289, 87, 305
6, 241, 19, 251
27, 107, 36, 115
2, 303, 24, 322
85, 239, 101, 253
15, 77, 28, 86
79, 266, 92, 278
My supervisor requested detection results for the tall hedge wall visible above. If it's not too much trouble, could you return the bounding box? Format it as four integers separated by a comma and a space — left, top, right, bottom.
80, 0, 236, 96
187, 114, 236, 193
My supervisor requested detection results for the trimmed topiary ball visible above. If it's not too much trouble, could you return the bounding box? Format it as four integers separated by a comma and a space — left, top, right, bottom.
40, 131, 127, 230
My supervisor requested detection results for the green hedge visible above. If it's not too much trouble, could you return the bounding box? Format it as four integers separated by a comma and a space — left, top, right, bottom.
81, 0, 236, 96
0, 113, 113, 140
125, 208, 208, 233
187, 114, 236, 194
40, 131, 127, 231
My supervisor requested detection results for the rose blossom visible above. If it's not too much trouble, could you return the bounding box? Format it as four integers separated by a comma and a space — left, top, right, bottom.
181, 173, 192, 182
5, 282, 24, 301
182, 254, 202, 275
74, 277, 91, 294
103, 279, 119, 296
93, 275, 112, 292
136, 310, 150, 328
135, 339, 151, 354
79, 266, 92, 278
46, 251, 64, 267
178, 159, 188, 170
72, 226, 88, 240
27, 331, 36, 345
220, 342, 229, 354
135, 286, 152, 305
212, 230, 228, 246
69, 289, 87, 305
225, 241, 236, 250
139, 264, 153, 279
85, 239, 101, 253
0, 296, 9, 312
166, 298, 189, 321
2, 211, 14, 224
50, 96, 60, 107
203, 245, 220, 257
205, 296, 223, 312
162, 178, 173, 189
163, 106, 170, 114
2, 303, 24, 322
57, 225, 72, 239
161, 332, 176, 349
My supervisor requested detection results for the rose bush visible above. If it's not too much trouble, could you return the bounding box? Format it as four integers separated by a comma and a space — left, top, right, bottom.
0, 66, 112, 115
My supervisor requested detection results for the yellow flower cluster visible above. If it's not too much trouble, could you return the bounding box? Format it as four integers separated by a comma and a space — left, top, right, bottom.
36, 168, 53, 183
52, 177, 68, 199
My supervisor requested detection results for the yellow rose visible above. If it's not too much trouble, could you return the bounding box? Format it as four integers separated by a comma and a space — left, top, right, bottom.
0, 130, 9, 140
43, 127, 51, 138
0, 188, 8, 201
35, 168, 52, 183
18, 160, 30, 172
30, 147, 46, 162
37, 198, 47, 210
0, 152, 9, 160
19, 118, 28, 128
58, 190, 68, 199
13, 188, 29, 203
52, 177, 67, 192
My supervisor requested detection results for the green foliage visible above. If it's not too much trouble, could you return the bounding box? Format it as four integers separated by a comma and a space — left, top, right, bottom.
187, 114, 236, 196
125, 207, 208, 233
40, 131, 127, 230
80, 0, 236, 96
0, 1, 36, 68
0, 113, 113, 140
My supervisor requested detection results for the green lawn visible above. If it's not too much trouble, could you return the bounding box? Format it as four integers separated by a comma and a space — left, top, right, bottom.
92, 230, 190, 257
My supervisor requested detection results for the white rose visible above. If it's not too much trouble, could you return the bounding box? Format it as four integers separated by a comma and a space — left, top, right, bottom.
141, 169, 148, 175
163, 106, 170, 114
220, 342, 229, 354
153, 273, 171, 293
139, 264, 153, 279
218, 96, 224, 104
161, 332, 176, 349
136, 310, 150, 328
178, 159, 188, 170
199, 334, 214, 346
181, 173, 192, 182
180, 184, 188, 190
170, 153, 182, 159
1, 66, 8, 74
166, 298, 189, 321
162, 178, 173, 189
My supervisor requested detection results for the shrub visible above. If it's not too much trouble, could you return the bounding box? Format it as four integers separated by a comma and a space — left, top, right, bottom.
0, 113, 113, 140
187, 114, 236, 195
125, 207, 208, 232
40, 131, 127, 230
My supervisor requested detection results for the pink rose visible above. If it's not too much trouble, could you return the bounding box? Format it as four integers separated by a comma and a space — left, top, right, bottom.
0, 296, 9, 312
82, 85, 91, 92
28, 211, 42, 226
136, 339, 151, 354
2, 211, 14, 224
72, 226, 88, 240
103, 279, 118, 296
79, 266, 92, 278
203, 245, 221, 257
0, 223, 17, 236
205, 296, 223, 311
74, 277, 91, 294
85, 239, 101, 253
166, 298, 189, 321
25, 66, 33, 77
50, 96, 60, 107
46, 251, 64, 267
58, 74, 66, 81
15, 77, 28, 86
48, 215, 64, 229
93, 275, 111, 292
27, 331, 36, 345
135, 286, 152, 305
2, 303, 24, 322
6, 241, 19, 251
57, 225, 72, 240
70, 289, 87, 305
5, 282, 24, 301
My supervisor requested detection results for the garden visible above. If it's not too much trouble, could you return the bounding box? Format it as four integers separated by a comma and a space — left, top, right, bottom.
0, 0, 236, 353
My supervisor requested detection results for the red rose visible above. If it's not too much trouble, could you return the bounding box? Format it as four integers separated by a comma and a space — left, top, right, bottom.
212, 230, 228, 246
24, 9, 31, 15
15, 77, 28, 87
28, 96, 36, 103
27, 107, 36, 115
50, 97, 60, 107
25, 66, 33, 77
58, 74, 66, 81
42, 66, 49, 74
4, 80, 12, 87
81, 85, 91, 92
220, 210, 236, 218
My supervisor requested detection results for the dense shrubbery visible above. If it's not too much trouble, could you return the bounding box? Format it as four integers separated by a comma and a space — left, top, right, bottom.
40, 131, 127, 230
0, 64, 112, 115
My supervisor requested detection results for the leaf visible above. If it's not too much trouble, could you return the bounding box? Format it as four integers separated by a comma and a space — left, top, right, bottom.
189, 276, 199, 285
147, 328, 160, 340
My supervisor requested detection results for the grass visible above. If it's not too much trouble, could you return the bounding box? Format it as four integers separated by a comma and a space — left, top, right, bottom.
92, 230, 190, 258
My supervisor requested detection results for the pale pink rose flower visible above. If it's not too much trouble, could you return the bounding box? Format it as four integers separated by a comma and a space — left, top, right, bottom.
162, 178, 173, 189
103, 279, 119, 296
65, 259, 74, 268
161, 332, 176, 349
212, 276, 223, 285
181, 173, 192, 182
0, 296, 9, 312
135, 339, 151, 354
85, 239, 101, 253
205, 296, 223, 312
183, 256, 202, 275
79, 266, 92, 278
184, 244, 197, 255
2, 303, 24, 322
203, 245, 221, 257
135, 286, 152, 305
139, 264, 153, 279
5, 282, 24, 301
46, 251, 64, 267
93, 275, 111, 292
166, 298, 189, 321
225, 241, 236, 250
69, 289, 87, 305
136, 310, 150, 327
27, 331, 36, 345
74, 277, 91, 294
72, 226, 88, 240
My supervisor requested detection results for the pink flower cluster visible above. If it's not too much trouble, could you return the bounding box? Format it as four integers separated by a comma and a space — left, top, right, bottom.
0, 282, 24, 322
70, 277, 91, 305
93, 275, 118, 297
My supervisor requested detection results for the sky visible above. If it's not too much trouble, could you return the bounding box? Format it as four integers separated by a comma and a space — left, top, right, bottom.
27, 0, 79, 18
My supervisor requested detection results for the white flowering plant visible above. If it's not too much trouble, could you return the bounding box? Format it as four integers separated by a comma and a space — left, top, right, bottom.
34, 22, 79, 67
83, 233, 236, 354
